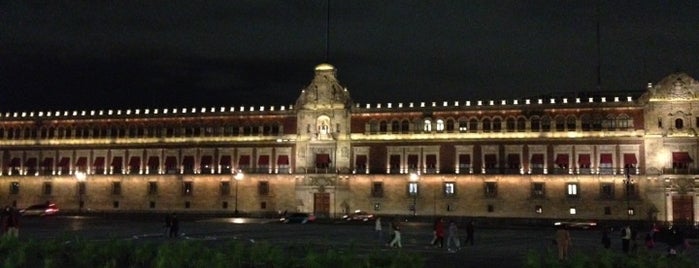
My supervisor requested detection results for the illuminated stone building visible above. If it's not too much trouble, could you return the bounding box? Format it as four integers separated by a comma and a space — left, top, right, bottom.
0, 64, 697, 224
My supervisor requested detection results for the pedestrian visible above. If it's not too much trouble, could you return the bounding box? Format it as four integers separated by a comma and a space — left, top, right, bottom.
464, 220, 475, 246
555, 225, 572, 261
644, 232, 654, 249
164, 213, 172, 237
601, 227, 611, 249
431, 218, 444, 248
168, 213, 179, 238
388, 221, 402, 248
621, 225, 633, 252
446, 221, 460, 252
5, 206, 20, 238
0, 205, 9, 235
374, 217, 383, 242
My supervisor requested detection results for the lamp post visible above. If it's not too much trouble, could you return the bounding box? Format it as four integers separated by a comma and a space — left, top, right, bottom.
409, 172, 420, 216
624, 166, 633, 223
233, 170, 244, 216
75, 171, 86, 213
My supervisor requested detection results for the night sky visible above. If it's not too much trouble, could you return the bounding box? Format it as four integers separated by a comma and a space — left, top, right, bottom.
1, 1, 698, 112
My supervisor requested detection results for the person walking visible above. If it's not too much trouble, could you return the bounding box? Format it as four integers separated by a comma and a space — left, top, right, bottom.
168, 213, 179, 238
464, 220, 475, 246
432, 218, 445, 248
621, 225, 631, 254
601, 227, 611, 249
374, 217, 383, 242
555, 225, 572, 261
163, 213, 172, 237
446, 221, 461, 252
5, 206, 20, 238
388, 221, 402, 248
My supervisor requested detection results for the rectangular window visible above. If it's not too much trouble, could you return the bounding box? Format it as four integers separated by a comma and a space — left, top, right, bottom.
182, 181, 193, 196
42, 182, 53, 196
10, 182, 19, 195
535, 205, 543, 214
569, 207, 577, 215
484, 182, 498, 198
600, 183, 614, 199
258, 181, 269, 196
220, 181, 231, 196
532, 182, 545, 198
626, 183, 637, 198
604, 206, 612, 215
371, 182, 384, 198
112, 181, 122, 195
408, 182, 418, 196
566, 183, 579, 197
147, 181, 158, 195
444, 182, 456, 197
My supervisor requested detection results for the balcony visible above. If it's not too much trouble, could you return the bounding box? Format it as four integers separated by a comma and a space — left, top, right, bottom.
662, 168, 699, 175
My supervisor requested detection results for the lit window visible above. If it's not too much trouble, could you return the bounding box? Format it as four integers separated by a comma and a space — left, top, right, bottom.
569, 207, 577, 215
423, 119, 432, 132
444, 182, 455, 197
535, 205, 543, 214
436, 119, 444, 132
408, 182, 418, 195
566, 183, 578, 197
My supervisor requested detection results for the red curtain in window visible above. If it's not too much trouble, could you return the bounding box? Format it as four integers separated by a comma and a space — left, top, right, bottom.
277, 155, 289, 165
484, 154, 497, 165
315, 154, 330, 164
219, 155, 231, 167
355, 155, 367, 166
530, 154, 544, 165
507, 154, 520, 165
425, 155, 437, 166
459, 154, 471, 164
672, 152, 692, 163
25, 158, 37, 168
93, 157, 105, 169
555, 154, 569, 166
165, 156, 177, 169
147, 156, 159, 167
200, 156, 212, 167
129, 157, 140, 169
599, 153, 613, 164
111, 157, 122, 169
390, 155, 400, 166
42, 157, 54, 168
407, 155, 419, 167
238, 155, 251, 166
623, 153, 637, 166
258, 155, 270, 166
75, 157, 87, 170
578, 154, 591, 166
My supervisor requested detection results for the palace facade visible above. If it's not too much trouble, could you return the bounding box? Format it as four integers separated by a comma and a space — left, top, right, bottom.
0, 64, 697, 224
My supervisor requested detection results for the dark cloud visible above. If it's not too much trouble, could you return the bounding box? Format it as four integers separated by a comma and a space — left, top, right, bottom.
1, 1, 698, 111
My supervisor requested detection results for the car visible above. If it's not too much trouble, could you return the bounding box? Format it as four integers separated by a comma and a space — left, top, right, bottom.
279, 212, 316, 224
554, 220, 597, 230
342, 210, 374, 222
20, 203, 59, 216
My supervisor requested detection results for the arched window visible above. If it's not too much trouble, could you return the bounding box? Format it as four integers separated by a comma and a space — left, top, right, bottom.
506, 118, 515, 132
566, 116, 576, 131
492, 118, 501, 132
530, 117, 541, 132
436, 119, 444, 132
379, 121, 388, 133
446, 119, 455, 132
541, 116, 551, 132
606, 114, 616, 131
423, 119, 432, 132
675, 118, 684, 129
482, 118, 491, 132
555, 116, 565, 131
458, 119, 468, 132
581, 115, 591, 131
469, 119, 478, 133
391, 120, 400, 134
617, 115, 630, 130
401, 120, 410, 133
517, 117, 526, 132
592, 115, 603, 131
368, 120, 379, 134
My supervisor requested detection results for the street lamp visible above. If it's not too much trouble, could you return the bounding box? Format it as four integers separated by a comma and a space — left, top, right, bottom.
233, 170, 244, 216
409, 172, 420, 216
75, 171, 87, 213
624, 166, 634, 222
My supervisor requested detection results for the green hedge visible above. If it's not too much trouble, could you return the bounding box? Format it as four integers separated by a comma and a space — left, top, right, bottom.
0, 236, 424, 268
523, 248, 696, 268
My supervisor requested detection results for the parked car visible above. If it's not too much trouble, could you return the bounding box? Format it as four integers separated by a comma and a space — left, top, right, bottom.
342, 210, 374, 222
554, 220, 597, 230
20, 203, 59, 216
280, 212, 316, 224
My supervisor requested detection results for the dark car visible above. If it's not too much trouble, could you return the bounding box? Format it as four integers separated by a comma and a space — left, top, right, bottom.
342, 210, 374, 222
20, 203, 59, 216
280, 212, 316, 224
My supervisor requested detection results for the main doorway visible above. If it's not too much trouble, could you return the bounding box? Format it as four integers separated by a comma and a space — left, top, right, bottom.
314, 192, 330, 218
672, 195, 694, 224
